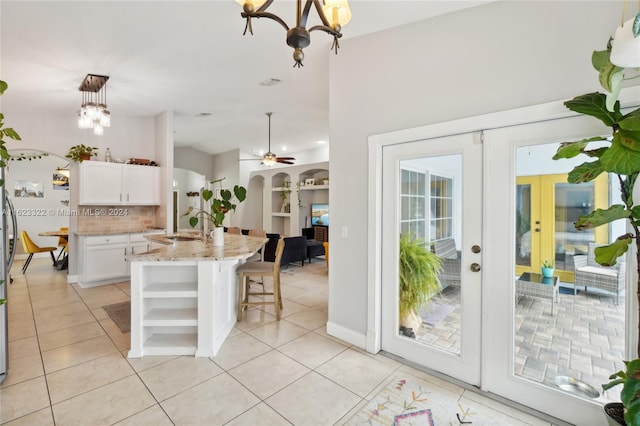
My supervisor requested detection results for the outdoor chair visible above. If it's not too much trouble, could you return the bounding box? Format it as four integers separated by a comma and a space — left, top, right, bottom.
573, 242, 625, 305
432, 238, 461, 289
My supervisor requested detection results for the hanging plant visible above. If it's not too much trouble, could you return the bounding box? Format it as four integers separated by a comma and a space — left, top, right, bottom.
9, 152, 48, 161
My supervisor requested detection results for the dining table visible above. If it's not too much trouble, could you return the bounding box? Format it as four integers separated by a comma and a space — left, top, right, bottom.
38, 230, 69, 268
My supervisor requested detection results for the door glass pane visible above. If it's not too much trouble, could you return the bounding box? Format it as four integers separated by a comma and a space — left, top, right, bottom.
554, 182, 594, 271
516, 184, 532, 267
399, 156, 461, 355
514, 144, 625, 405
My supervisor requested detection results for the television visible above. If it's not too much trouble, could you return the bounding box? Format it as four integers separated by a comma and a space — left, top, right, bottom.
311, 203, 329, 226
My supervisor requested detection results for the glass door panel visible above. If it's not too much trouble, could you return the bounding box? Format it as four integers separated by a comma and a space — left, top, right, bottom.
381, 133, 482, 385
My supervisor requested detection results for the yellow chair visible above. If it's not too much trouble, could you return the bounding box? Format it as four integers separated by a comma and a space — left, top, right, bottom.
57, 226, 69, 260
236, 238, 285, 321
20, 230, 56, 274
323, 242, 329, 267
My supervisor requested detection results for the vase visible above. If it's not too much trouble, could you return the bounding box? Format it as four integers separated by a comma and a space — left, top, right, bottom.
541, 266, 554, 278
210, 226, 224, 247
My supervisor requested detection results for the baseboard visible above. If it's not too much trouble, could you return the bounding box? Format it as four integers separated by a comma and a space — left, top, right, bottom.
326, 321, 367, 349
67, 274, 78, 284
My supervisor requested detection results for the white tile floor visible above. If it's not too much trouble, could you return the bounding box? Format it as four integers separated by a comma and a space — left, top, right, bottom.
0, 256, 552, 425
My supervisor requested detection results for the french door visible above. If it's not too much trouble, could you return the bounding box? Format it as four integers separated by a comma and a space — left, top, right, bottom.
380, 132, 482, 384
515, 174, 609, 282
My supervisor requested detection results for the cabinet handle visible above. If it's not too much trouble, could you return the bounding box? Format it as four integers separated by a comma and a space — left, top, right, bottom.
120, 194, 122, 202
125, 247, 127, 255
127, 194, 130, 202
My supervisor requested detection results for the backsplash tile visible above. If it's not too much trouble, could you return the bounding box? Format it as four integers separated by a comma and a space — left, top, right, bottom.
77, 206, 158, 234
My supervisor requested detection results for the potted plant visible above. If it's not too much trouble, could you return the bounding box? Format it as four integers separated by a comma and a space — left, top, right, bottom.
541, 258, 554, 278
552, 34, 640, 425
280, 180, 291, 213
398, 233, 442, 336
66, 144, 97, 162
188, 177, 247, 246
602, 359, 640, 426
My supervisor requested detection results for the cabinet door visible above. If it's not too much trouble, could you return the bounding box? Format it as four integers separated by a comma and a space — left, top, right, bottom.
130, 241, 150, 255
125, 166, 161, 205
84, 244, 128, 282
79, 162, 123, 205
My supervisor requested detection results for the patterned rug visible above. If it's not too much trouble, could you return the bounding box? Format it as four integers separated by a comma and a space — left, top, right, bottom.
420, 302, 454, 326
102, 301, 131, 333
345, 373, 529, 425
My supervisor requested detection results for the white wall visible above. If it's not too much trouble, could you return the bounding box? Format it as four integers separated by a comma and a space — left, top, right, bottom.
4, 113, 156, 161
328, 1, 626, 343
174, 167, 205, 231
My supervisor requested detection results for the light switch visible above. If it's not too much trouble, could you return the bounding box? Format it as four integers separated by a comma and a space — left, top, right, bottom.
341, 226, 348, 238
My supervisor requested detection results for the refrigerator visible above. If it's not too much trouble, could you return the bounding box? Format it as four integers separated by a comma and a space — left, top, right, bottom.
0, 166, 18, 384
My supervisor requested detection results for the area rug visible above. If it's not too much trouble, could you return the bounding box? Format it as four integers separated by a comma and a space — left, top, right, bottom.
345, 374, 525, 425
420, 302, 454, 326
102, 301, 131, 334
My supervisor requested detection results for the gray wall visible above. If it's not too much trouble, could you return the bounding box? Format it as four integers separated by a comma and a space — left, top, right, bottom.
174, 147, 214, 180
328, 1, 627, 342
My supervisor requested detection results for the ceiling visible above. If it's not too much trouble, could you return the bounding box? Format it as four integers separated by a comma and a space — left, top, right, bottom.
0, 1, 491, 158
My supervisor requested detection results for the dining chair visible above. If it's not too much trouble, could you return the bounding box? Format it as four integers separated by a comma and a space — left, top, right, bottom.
57, 226, 69, 260
227, 227, 241, 235
323, 242, 329, 267
20, 230, 56, 274
236, 238, 285, 321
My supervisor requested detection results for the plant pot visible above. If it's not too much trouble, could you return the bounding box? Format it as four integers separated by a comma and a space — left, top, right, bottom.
210, 226, 224, 247
541, 267, 554, 278
604, 402, 626, 426
80, 153, 91, 161
399, 310, 421, 333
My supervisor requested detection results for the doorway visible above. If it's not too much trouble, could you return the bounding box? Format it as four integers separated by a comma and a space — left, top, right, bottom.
515, 173, 609, 283
370, 101, 634, 425
380, 132, 482, 384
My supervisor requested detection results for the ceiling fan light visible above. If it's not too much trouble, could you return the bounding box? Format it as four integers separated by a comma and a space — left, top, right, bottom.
263, 152, 277, 167
323, 0, 351, 28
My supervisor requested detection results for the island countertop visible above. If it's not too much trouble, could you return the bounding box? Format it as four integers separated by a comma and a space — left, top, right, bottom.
127, 232, 267, 262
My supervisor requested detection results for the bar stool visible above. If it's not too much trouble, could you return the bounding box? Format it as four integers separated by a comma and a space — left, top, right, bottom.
227, 227, 241, 235
236, 238, 285, 321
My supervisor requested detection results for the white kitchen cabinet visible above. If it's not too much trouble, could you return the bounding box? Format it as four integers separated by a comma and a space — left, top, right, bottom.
79, 235, 129, 286
78, 231, 166, 288
79, 161, 161, 205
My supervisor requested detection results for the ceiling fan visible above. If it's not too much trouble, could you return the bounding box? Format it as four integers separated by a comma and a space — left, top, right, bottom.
242, 112, 296, 166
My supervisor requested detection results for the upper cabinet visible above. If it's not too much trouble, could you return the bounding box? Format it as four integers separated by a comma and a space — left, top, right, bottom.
79, 161, 161, 205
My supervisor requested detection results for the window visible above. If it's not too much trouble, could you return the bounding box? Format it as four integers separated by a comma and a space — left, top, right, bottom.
400, 168, 453, 243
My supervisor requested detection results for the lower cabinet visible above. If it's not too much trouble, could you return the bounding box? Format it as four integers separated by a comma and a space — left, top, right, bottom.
128, 259, 239, 358
78, 231, 165, 288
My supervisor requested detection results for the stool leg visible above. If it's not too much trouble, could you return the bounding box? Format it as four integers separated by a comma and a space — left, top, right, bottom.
237, 273, 244, 322
273, 272, 281, 320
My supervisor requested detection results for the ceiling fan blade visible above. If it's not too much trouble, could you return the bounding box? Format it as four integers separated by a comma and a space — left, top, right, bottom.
239, 158, 262, 161
277, 159, 295, 165
276, 157, 296, 160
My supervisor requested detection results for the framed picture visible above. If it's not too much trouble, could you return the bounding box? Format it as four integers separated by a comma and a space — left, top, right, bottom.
15, 180, 44, 198
53, 173, 69, 190
305, 178, 315, 186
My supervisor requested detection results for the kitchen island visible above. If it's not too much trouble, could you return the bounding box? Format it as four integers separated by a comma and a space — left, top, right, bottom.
127, 232, 267, 358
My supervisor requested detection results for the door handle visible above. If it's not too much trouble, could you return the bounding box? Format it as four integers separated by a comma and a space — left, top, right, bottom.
470, 263, 481, 272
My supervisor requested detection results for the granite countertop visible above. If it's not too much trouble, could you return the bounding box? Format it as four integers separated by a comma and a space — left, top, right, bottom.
76, 227, 166, 236
127, 232, 268, 262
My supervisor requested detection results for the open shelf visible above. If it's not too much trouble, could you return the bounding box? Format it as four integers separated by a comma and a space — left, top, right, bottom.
143, 333, 198, 356
143, 308, 198, 326
143, 281, 198, 297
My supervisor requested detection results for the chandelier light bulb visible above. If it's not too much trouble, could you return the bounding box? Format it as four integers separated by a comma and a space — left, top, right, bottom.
93, 123, 104, 136
322, 0, 351, 28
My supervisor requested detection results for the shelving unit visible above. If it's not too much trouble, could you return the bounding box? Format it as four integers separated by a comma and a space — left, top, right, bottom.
250, 161, 329, 237
130, 262, 199, 357
129, 258, 240, 358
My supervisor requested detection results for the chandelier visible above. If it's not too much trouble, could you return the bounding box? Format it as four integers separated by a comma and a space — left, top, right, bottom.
236, 0, 352, 67
77, 74, 111, 136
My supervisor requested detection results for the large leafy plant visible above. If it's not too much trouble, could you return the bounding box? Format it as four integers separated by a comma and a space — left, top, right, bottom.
553, 39, 640, 425
398, 233, 442, 322
189, 177, 247, 228
0, 80, 22, 306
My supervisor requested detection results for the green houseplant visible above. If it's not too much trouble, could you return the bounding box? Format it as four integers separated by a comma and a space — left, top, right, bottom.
66, 144, 97, 162
398, 233, 442, 335
0, 80, 21, 306
188, 177, 247, 229
552, 35, 640, 425
541, 258, 554, 278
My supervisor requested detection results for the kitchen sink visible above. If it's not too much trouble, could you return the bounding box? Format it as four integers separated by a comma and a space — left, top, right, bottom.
164, 235, 200, 241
